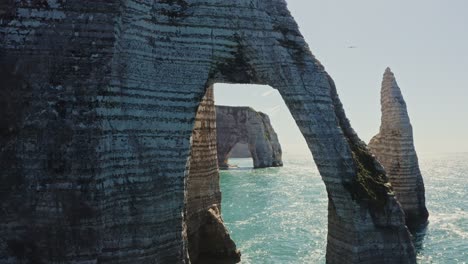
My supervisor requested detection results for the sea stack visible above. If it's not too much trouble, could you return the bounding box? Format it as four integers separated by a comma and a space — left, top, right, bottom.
186, 87, 240, 263
369, 68, 429, 230
216, 106, 283, 169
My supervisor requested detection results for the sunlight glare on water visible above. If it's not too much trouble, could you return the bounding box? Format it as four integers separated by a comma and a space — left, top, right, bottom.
220, 153, 468, 264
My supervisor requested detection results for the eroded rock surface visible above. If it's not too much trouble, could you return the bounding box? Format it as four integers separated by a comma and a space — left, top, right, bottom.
216, 106, 283, 169
186, 87, 240, 263
369, 68, 429, 230
0, 1, 415, 263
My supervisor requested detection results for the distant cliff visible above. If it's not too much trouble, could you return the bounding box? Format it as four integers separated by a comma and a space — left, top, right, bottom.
369, 68, 429, 230
216, 106, 283, 169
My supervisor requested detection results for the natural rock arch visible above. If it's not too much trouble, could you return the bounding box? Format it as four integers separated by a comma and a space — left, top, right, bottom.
216, 105, 283, 169
0, 1, 415, 264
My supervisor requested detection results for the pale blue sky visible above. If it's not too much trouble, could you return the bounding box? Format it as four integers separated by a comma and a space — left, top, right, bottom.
215, 0, 468, 154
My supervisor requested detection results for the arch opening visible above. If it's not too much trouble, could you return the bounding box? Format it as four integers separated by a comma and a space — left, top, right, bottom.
226, 143, 253, 169
185, 83, 307, 263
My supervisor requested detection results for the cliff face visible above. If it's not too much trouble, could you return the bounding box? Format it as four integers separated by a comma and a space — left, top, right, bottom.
369, 68, 429, 230
0, 1, 415, 263
216, 106, 283, 169
186, 87, 240, 263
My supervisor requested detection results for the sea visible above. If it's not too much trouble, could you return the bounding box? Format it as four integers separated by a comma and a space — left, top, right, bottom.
220, 152, 468, 264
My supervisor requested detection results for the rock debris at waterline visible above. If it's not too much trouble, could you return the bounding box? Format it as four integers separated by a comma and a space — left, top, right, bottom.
0, 1, 415, 263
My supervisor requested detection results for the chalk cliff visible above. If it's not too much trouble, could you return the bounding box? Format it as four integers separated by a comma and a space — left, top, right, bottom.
369, 68, 429, 230
0, 1, 415, 263
186, 87, 240, 263
216, 106, 283, 169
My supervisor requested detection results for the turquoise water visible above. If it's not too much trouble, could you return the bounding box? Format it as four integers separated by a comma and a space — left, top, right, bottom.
220, 153, 468, 263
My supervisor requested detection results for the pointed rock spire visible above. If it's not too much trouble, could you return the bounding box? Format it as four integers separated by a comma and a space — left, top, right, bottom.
369, 68, 429, 230
380, 67, 411, 131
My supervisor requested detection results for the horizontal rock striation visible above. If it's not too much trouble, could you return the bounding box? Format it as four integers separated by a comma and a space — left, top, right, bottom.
325, 75, 415, 264
369, 68, 429, 230
186, 86, 240, 263
216, 106, 283, 169
0, 1, 415, 263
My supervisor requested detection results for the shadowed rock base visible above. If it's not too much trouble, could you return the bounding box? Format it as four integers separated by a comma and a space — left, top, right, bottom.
194, 207, 241, 264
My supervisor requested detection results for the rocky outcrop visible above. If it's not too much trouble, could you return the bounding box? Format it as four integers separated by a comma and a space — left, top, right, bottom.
0, 1, 415, 263
216, 106, 283, 169
186, 87, 240, 263
369, 68, 429, 230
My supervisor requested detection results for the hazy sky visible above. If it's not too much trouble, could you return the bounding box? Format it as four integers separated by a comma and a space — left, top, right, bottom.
215, 0, 468, 154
